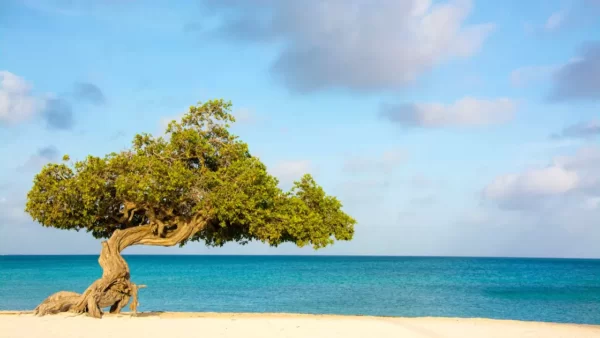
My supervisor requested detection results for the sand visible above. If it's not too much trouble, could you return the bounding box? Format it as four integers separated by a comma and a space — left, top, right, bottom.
1, 312, 600, 338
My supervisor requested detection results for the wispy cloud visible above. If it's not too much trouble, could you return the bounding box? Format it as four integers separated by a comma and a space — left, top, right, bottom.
342, 148, 406, 175
510, 64, 559, 88
550, 120, 600, 140
20, 145, 60, 171
544, 10, 566, 32
73, 82, 106, 106
43, 97, 73, 130
380, 97, 516, 128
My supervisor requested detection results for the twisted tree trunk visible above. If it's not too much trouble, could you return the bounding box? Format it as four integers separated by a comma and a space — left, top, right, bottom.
34, 219, 204, 318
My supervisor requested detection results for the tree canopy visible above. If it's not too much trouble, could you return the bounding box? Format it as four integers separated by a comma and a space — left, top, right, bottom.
26, 99, 355, 250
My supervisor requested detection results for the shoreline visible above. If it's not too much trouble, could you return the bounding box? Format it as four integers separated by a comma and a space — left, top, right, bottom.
0, 310, 600, 338
2, 311, 600, 338
0, 310, 594, 323
1, 310, 599, 326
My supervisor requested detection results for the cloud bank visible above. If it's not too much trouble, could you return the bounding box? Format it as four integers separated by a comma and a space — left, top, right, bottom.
201, 0, 494, 93
549, 41, 600, 102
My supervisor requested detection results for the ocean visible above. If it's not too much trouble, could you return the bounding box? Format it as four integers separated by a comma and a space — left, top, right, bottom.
1, 255, 599, 324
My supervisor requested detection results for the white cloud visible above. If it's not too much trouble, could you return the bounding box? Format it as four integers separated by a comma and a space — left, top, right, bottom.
0, 71, 46, 124
544, 11, 565, 31
455, 145, 600, 257
202, 0, 494, 92
484, 166, 579, 202
483, 146, 600, 209
456, 146, 600, 256
270, 160, 313, 187
380, 97, 516, 128
0, 71, 75, 129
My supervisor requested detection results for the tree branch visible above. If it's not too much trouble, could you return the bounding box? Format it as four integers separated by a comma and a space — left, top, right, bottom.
110, 201, 139, 226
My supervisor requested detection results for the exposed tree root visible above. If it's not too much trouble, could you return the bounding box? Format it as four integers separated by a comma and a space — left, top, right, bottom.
34, 218, 204, 318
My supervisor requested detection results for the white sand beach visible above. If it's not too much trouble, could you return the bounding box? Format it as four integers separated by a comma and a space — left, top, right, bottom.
1, 312, 599, 338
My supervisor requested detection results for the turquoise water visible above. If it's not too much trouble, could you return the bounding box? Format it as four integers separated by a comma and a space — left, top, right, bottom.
1, 256, 600, 324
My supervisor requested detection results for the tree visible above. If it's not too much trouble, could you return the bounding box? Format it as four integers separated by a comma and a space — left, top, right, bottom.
26, 99, 356, 318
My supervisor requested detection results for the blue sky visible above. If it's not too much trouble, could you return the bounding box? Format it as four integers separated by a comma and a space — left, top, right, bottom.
1, 0, 599, 256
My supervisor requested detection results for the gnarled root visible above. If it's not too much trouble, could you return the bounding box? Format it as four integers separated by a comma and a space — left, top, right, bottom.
33, 291, 81, 315
33, 228, 147, 318
33, 279, 145, 318
34, 219, 204, 318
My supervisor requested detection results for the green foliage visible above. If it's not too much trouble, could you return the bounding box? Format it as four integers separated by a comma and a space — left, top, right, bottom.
26, 99, 355, 249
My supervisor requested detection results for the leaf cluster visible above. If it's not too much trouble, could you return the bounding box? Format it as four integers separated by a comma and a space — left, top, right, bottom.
26, 100, 355, 249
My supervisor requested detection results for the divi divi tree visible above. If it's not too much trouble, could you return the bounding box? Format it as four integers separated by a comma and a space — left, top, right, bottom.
26, 100, 355, 318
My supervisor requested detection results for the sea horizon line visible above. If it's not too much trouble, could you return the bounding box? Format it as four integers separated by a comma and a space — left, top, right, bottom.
1, 254, 600, 260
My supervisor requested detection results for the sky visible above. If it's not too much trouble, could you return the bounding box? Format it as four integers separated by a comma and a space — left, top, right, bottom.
0, 0, 599, 257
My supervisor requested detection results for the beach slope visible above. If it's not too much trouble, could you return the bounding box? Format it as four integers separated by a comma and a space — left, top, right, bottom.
1, 312, 599, 338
